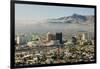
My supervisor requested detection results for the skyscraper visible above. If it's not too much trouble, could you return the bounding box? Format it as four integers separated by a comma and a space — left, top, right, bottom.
47, 32, 55, 42
72, 36, 77, 45
16, 36, 20, 45
56, 32, 63, 44
77, 31, 88, 41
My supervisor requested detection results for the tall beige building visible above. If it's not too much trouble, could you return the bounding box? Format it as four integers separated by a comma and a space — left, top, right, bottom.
77, 32, 88, 41
46, 32, 55, 42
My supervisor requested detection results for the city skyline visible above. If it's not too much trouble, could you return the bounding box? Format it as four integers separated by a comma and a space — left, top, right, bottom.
14, 3, 95, 66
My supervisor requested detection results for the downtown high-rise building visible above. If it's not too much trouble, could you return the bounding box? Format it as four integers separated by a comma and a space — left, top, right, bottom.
16, 35, 20, 45
47, 32, 55, 42
56, 32, 63, 44
77, 31, 88, 41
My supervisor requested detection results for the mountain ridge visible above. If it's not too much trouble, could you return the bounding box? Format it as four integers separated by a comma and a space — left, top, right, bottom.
47, 13, 94, 24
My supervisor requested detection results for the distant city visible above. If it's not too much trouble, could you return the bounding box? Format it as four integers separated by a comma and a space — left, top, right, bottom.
15, 4, 95, 66
15, 31, 95, 66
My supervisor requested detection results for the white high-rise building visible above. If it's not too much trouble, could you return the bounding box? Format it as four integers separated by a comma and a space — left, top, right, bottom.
82, 33, 86, 40
16, 36, 20, 45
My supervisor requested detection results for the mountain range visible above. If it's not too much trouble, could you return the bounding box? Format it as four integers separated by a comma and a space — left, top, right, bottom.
46, 13, 94, 24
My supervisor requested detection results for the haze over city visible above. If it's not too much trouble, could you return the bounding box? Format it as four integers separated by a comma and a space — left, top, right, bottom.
15, 3, 95, 66
15, 4, 94, 34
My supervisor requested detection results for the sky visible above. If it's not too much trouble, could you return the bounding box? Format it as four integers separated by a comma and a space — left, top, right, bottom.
15, 3, 94, 20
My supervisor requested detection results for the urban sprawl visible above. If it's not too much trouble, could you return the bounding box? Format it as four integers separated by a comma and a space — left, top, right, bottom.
15, 31, 95, 66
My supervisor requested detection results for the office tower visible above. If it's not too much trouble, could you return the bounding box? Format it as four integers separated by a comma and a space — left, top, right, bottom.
77, 33, 82, 40
47, 32, 55, 42
16, 36, 20, 45
56, 32, 62, 44
19, 35, 27, 45
72, 36, 77, 45
77, 31, 87, 41
81, 33, 86, 40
